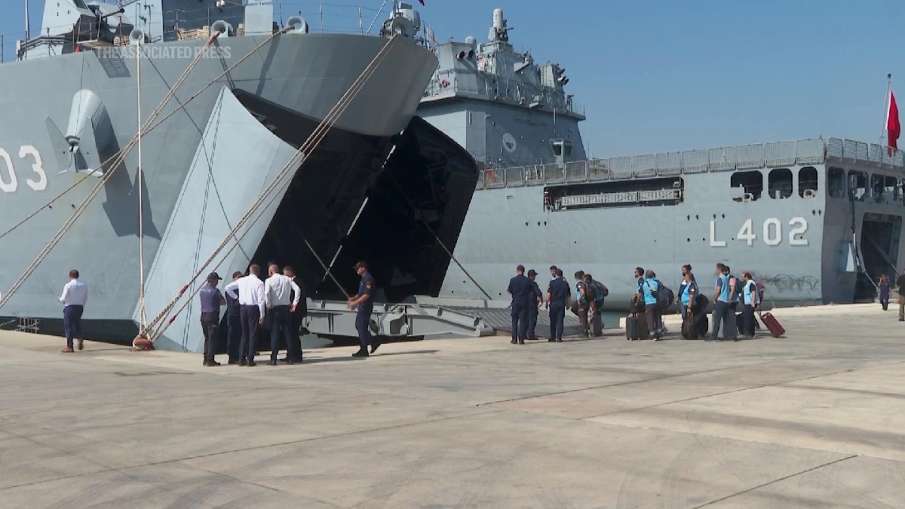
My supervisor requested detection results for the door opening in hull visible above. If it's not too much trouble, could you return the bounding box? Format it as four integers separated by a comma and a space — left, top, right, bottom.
855, 214, 902, 301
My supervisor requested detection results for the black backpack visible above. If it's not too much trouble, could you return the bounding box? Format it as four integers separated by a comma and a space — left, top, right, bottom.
656, 282, 675, 311
591, 280, 608, 306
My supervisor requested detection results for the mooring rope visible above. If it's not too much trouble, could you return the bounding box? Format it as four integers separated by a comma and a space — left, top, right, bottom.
144, 36, 401, 341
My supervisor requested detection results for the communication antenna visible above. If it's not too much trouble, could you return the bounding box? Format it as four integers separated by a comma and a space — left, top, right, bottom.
23, 0, 30, 59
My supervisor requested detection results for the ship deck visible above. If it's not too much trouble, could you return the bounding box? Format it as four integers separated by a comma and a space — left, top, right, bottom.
1, 304, 904, 507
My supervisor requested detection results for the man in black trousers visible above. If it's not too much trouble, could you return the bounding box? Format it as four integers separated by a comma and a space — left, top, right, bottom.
264, 263, 301, 365
224, 264, 266, 366
507, 265, 532, 345
547, 268, 570, 342
282, 266, 305, 363
526, 270, 543, 340
224, 271, 243, 364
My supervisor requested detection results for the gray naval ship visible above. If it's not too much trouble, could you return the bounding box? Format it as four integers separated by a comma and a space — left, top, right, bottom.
419, 8, 905, 309
0, 1, 479, 351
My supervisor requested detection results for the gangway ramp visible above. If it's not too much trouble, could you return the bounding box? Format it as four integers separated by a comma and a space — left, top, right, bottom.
304, 298, 497, 339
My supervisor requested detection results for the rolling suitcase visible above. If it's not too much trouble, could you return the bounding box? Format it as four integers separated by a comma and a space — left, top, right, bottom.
758, 312, 785, 338
625, 313, 648, 340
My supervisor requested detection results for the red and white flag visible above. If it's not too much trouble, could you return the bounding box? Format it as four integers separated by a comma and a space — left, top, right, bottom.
887, 88, 900, 154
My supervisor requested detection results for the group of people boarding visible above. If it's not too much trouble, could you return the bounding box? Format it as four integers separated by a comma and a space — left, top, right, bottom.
507, 262, 764, 344
633, 263, 762, 342
506, 265, 610, 344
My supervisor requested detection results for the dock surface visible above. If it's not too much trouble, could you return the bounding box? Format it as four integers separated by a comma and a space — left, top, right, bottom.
1, 304, 904, 508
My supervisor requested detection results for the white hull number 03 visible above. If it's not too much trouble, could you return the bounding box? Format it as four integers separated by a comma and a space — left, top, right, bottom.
0, 145, 46, 193
710, 218, 808, 247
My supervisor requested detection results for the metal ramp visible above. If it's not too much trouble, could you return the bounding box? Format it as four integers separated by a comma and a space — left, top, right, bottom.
304, 299, 496, 339
303, 297, 589, 339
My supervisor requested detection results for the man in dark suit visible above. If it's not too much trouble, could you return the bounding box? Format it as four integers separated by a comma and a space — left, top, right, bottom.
547, 268, 571, 342
224, 271, 243, 364
526, 270, 543, 340
282, 266, 305, 363
507, 265, 532, 345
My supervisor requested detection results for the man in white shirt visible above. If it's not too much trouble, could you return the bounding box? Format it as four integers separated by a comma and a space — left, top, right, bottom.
224, 264, 266, 366
59, 269, 88, 353
264, 263, 302, 365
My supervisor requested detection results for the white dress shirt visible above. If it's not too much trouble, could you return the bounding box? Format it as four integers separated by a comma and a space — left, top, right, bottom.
224, 275, 265, 317
59, 279, 88, 307
264, 273, 301, 308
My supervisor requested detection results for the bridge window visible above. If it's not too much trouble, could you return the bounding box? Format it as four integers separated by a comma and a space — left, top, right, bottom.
552, 140, 573, 158
849, 171, 867, 201
730, 170, 762, 202
768, 168, 793, 199
799, 167, 818, 198
828, 167, 845, 198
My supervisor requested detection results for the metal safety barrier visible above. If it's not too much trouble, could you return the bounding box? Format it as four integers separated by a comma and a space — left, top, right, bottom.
476, 137, 905, 191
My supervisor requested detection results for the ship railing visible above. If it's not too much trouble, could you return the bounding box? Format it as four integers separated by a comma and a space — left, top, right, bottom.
475, 137, 905, 190
5, 2, 427, 63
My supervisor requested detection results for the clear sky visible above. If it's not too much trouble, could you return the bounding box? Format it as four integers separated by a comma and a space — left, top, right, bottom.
5, 0, 905, 156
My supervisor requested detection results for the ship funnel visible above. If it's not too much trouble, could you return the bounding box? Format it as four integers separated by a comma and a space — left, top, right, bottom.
65, 90, 103, 153
287, 16, 310, 34
211, 20, 233, 37
128, 29, 145, 45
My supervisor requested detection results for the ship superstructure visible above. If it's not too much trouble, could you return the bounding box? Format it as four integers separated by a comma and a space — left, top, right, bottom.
418, 8, 905, 309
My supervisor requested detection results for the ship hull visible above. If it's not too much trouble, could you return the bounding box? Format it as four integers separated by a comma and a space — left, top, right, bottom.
441, 160, 905, 310
0, 33, 442, 349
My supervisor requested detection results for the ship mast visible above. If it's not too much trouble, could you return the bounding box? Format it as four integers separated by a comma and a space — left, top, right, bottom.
23, 0, 30, 59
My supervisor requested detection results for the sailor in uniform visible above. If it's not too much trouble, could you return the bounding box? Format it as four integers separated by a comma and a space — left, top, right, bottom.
348, 261, 378, 358
526, 269, 543, 340
507, 265, 532, 344
546, 268, 570, 342
198, 272, 225, 367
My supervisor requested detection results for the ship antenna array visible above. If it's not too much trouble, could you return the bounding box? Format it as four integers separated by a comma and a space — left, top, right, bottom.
140, 36, 402, 343
0, 26, 296, 311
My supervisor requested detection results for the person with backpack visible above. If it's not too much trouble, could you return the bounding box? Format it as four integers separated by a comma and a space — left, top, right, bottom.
709, 263, 737, 341
572, 270, 591, 337
679, 269, 699, 339
740, 272, 759, 338
584, 273, 607, 337
678, 265, 693, 318
639, 269, 662, 341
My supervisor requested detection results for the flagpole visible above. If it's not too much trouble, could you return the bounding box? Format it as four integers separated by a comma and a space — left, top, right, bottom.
883, 73, 892, 144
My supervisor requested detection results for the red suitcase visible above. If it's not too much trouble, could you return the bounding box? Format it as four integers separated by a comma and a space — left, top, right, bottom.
758, 312, 785, 338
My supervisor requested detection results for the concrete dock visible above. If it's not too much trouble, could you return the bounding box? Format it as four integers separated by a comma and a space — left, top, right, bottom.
1, 303, 905, 508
